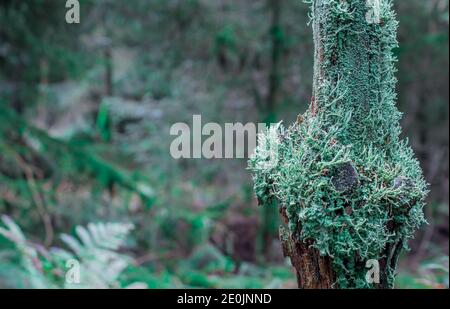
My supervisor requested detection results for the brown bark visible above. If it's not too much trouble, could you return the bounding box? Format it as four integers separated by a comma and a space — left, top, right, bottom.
280, 226, 335, 289
279, 207, 335, 289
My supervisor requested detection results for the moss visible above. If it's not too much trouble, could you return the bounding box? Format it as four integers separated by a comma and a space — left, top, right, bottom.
249, 0, 427, 288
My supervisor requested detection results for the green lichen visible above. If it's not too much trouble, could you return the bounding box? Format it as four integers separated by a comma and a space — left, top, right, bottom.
249, 0, 427, 289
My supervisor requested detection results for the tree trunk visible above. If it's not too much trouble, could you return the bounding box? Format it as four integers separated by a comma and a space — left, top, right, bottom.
267, 0, 282, 116
281, 0, 395, 289
259, 0, 285, 260
250, 0, 427, 289
293, 0, 407, 289
280, 226, 335, 289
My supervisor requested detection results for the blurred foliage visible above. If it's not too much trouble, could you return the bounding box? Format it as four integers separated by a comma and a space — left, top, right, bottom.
0, 0, 448, 289
396, 256, 449, 289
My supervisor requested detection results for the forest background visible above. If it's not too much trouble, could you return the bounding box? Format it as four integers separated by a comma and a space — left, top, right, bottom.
0, 0, 448, 288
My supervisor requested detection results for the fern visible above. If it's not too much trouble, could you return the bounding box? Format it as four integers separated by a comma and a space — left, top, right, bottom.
0, 216, 52, 288
58, 222, 135, 288
0, 216, 142, 289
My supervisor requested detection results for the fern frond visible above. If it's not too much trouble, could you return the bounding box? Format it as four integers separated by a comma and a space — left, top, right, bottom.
0, 217, 140, 289
0, 216, 52, 288
59, 222, 135, 288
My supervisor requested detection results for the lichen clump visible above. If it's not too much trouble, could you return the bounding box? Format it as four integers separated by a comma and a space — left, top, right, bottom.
249, 0, 427, 288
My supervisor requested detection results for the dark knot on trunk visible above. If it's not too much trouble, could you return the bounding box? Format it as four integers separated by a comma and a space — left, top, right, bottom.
331, 161, 359, 193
